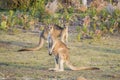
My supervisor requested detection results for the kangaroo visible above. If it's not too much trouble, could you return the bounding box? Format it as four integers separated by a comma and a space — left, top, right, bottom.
18, 24, 68, 51
47, 25, 99, 72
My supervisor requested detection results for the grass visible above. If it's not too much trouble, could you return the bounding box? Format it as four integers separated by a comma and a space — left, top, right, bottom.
0, 30, 120, 80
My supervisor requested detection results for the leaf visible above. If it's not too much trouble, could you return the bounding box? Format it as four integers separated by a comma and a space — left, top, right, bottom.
0, 21, 7, 30
110, 28, 114, 34
9, 10, 14, 17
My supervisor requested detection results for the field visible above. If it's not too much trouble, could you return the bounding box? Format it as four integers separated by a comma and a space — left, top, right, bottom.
0, 30, 120, 80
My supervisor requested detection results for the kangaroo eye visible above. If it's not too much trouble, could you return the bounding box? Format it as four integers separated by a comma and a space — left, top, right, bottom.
49, 26, 52, 29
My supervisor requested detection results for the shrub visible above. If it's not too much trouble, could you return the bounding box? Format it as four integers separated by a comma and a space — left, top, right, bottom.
0, 21, 7, 30
0, 0, 37, 10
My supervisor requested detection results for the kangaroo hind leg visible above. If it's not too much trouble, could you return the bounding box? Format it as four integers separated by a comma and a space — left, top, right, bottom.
49, 55, 59, 71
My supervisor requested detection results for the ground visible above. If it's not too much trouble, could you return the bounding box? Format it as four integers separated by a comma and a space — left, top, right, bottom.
0, 30, 120, 80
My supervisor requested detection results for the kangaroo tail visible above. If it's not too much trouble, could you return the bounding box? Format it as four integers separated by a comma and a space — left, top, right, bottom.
18, 47, 41, 51
18, 38, 44, 52
65, 61, 100, 71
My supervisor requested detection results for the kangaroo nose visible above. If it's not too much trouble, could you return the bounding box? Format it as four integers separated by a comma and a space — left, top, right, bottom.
49, 53, 52, 56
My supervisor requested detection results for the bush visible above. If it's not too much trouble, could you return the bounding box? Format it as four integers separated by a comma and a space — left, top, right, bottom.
0, 0, 37, 10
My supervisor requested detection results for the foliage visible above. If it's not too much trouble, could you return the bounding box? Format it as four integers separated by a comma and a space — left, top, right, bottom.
29, 0, 45, 18
0, 21, 7, 30
0, 0, 36, 10
0, 0, 120, 40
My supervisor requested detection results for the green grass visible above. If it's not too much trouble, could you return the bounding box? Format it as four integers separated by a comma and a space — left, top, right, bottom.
0, 31, 120, 80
